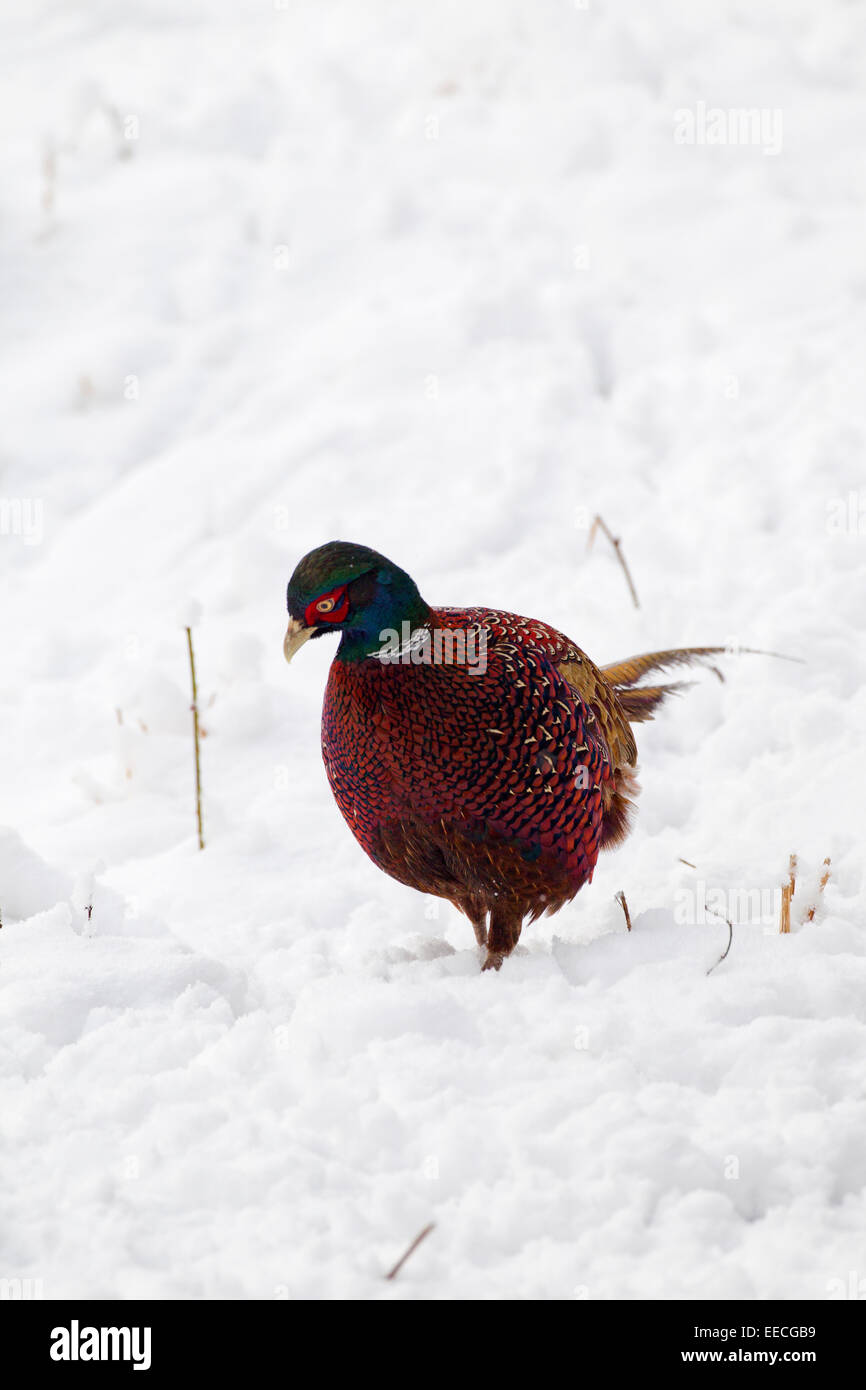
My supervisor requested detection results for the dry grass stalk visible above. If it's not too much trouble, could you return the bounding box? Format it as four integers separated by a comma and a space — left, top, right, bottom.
806, 857, 831, 923
587, 514, 640, 609
186, 626, 205, 851
385, 1223, 436, 1281
779, 852, 797, 934
615, 890, 633, 932
706, 909, 733, 976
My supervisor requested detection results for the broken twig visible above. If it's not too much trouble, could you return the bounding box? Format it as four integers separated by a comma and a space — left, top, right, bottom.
706, 910, 733, 976
805, 857, 831, 923
186, 626, 205, 851
779, 852, 797, 934
587, 514, 640, 609
614, 890, 633, 932
385, 1223, 436, 1281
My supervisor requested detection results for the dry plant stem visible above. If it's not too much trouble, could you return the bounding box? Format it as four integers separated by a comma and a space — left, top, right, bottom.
385, 1223, 436, 1281
615, 890, 633, 932
706, 910, 733, 976
779, 852, 797, 934
587, 515, 640, 609
779, 886, 792, 933
186, 626, 205, 851
806, 857, 831, 922
679, 857, 696, 869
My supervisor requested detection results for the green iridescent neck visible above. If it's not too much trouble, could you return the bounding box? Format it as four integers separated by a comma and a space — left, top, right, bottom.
337, 577, 431, 664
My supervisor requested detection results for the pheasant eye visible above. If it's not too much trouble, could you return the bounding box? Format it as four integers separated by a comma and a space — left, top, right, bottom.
316, 597, 336, 613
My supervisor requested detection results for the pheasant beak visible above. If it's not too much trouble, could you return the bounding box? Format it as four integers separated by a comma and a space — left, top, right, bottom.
283, 616, 314, 664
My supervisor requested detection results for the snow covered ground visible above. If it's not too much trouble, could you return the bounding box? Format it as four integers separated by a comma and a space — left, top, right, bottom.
2, 0, 865, 1300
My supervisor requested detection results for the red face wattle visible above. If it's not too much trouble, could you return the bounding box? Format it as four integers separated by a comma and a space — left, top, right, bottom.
303, 585, 350, 628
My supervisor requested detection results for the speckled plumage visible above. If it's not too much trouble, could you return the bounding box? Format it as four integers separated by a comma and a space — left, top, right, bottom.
285, 542, 731, 970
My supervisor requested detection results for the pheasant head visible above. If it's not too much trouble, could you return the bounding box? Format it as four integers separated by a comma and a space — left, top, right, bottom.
284, 540, 430, 666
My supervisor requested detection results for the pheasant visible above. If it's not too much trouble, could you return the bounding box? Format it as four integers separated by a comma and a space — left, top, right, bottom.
284, 541, 740, 971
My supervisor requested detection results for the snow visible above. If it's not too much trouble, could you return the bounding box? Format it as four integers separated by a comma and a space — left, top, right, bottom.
2, 0, 865, 1300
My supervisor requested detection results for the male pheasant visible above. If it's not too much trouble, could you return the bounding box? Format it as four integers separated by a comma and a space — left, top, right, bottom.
284, 541, 734, 971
